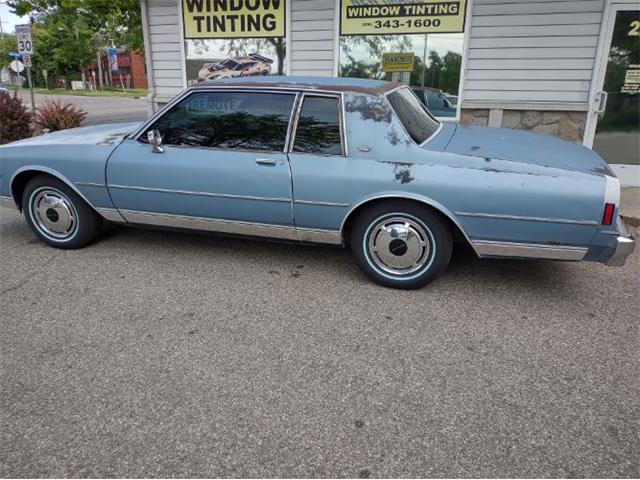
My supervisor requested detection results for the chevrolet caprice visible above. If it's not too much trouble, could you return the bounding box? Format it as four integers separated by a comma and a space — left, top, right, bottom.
0, 77, 635, 288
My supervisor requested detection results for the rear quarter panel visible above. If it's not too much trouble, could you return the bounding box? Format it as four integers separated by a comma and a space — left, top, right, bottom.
290, 92, 603, 249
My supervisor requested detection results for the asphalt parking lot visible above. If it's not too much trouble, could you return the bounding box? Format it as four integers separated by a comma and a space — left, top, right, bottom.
1, 207, 638, 478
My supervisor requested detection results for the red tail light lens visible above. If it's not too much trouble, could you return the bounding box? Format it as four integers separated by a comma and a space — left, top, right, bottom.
602, 203, 615, 226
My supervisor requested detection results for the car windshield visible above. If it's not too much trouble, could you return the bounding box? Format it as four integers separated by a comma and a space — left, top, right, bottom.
387, 87, 440, 144
221, 59, 239, 69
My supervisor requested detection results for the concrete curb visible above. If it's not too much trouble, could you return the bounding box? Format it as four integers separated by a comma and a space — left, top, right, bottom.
621, 188, 640, 228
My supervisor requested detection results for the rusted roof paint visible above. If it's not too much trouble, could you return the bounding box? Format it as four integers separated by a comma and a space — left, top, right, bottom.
191, 75, 400, 95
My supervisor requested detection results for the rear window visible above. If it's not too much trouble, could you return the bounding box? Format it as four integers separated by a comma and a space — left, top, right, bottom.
387, 87, 440, 144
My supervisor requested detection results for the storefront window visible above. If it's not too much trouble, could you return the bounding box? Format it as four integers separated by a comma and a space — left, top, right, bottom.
338, 0, 467, 118
182, 0, 286, 86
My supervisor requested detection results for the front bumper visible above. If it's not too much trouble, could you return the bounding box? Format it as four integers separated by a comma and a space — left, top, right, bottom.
606, 219, 636, 266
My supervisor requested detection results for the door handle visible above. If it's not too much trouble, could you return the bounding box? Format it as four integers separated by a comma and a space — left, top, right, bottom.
256, 158, 277, 166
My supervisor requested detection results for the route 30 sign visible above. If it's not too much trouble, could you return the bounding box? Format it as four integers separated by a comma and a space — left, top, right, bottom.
16, 25, 34, 55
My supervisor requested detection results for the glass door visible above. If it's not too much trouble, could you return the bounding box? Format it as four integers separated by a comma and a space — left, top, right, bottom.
586, 5, 639, 182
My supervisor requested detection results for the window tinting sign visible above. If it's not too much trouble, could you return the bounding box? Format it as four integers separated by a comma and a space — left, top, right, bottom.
340, 0, 467, 36
183, 0, 286, 39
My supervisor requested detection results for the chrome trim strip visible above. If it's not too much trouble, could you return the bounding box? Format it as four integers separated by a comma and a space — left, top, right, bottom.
474, 240, 587, 261
283, 92, 300, 154
297, 227, 342, 244
341, 91, 349, 157
455, 211, 599, 226
95, 207, 126, 223
75, 181, 106, 188
0, 195, 17, 209
118, 209, 342, 245
107, 184, 290, 203
295, 200, 350, 207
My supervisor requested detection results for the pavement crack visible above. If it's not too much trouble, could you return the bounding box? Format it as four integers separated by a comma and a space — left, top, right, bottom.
0, 254, 59, 295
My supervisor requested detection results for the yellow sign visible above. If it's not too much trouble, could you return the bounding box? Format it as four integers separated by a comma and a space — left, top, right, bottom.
183, 0, 285, 39
382, 52, 415, 72
340, 0, 467, 35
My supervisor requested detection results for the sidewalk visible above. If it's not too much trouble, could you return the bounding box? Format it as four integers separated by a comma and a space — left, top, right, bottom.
621, 187, 640, 227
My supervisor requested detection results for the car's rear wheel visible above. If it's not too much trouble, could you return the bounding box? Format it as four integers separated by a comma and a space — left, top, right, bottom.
22, 175, 102, 249
350, 201, 452, 289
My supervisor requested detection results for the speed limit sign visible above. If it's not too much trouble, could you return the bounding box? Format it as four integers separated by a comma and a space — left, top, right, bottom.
15, 25, 34, 55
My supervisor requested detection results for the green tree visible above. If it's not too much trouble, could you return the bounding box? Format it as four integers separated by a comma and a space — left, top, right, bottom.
7, 0, 144, 86
440, 51, 461, 94
0, 34, 18, 69
9, 0, 143, 51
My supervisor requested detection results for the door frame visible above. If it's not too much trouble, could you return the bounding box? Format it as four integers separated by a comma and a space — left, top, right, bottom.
584, 0, 638, 147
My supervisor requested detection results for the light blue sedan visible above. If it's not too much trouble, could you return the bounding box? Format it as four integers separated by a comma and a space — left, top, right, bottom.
0, 76, 635, 288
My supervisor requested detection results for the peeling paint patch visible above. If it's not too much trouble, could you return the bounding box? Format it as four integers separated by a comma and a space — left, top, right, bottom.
345, 96, 392, 123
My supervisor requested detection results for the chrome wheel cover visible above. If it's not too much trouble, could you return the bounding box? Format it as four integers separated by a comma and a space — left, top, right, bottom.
30, 188, 78, 239
367, 216, 431, 276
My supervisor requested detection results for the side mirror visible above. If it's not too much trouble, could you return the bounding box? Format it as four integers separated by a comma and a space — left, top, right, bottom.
147, 129, 164, 153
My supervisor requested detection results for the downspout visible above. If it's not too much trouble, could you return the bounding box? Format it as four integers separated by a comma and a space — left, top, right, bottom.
140, 0, 157, 115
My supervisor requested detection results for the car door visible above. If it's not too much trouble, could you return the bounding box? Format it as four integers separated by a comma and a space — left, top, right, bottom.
106, 89, 297, 234
287, 93, 350, 240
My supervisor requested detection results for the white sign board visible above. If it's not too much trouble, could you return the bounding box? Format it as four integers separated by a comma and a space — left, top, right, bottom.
16, 25, 34, 55
9, 60, 24, 73
22, 54, 32, 68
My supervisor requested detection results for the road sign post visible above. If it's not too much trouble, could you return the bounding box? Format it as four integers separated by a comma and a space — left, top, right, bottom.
16, 25, 35, 114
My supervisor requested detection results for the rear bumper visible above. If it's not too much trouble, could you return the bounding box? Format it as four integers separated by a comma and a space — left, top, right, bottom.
606, 220, 636, 266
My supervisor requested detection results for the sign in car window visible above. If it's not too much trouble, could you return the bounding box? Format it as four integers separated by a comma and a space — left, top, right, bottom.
182, 0, 285, 38
340, 0, 467, 35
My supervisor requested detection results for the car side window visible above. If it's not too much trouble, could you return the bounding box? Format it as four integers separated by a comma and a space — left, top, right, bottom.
427, 90, 449, 111
292, 96, 343, 155
144, 91, 295, 152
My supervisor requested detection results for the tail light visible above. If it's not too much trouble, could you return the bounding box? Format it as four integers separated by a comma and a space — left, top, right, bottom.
602, 202, 615, 226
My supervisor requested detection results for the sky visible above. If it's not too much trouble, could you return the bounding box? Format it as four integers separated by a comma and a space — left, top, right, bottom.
0, 2, 30, 34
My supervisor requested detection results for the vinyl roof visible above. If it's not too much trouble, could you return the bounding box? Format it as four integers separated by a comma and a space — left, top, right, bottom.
193, 75, 399, 94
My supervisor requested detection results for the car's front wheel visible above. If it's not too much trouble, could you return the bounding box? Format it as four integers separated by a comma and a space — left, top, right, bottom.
22, 175, 102, 249
350, 201, 452, 289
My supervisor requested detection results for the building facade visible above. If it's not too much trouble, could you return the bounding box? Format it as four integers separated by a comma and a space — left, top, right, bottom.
140, 0, 639, 179
85, 50, 149, 90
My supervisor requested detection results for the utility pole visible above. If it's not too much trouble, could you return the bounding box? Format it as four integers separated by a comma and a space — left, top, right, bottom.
97, 50, 103, 89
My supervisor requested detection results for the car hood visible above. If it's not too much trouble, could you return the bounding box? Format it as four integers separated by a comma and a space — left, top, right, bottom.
3, 122, 141, 148
444, 125, 613, 177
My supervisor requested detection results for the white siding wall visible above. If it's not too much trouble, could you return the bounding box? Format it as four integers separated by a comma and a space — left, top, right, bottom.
142, 0, 605, 112
144, 0, 185, 104
290, 0, 337, 76
461, 0, 604, 111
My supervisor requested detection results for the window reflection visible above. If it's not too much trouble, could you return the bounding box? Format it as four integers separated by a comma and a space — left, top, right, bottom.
147, 92, 295, 152
339, 34, 463, 117
293, 96, 343, 155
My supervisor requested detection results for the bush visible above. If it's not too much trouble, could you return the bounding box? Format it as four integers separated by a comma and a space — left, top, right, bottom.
0, 91, 33, 145
35, 100, 87, 132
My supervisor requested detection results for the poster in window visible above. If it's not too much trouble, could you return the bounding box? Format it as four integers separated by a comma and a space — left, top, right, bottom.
340, 0, 467, 36
182, 0, 287, 85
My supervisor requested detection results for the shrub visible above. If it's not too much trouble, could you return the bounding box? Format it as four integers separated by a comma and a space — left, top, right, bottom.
0, 91, 33, 145
35, 100, 87, 133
